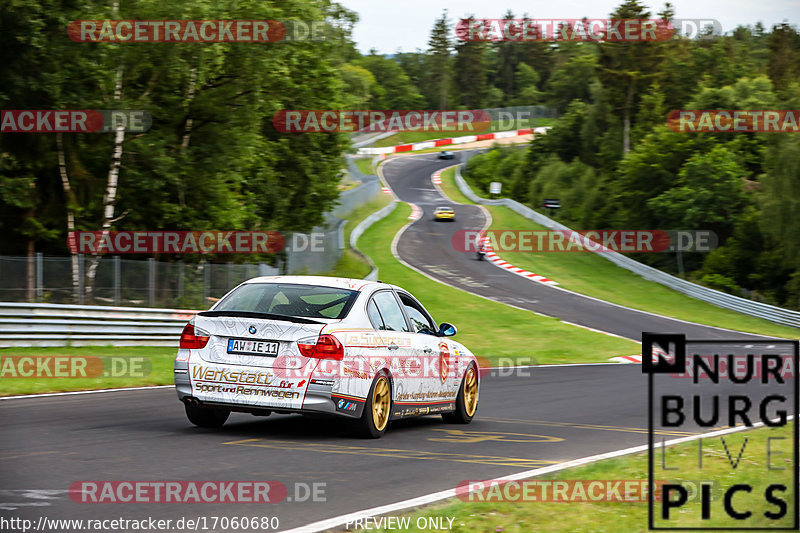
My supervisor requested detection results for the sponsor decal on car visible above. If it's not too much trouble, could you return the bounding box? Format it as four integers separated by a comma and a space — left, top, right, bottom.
395, 390, 455, 401
343, 366, 370, 379
439, 342, 450, 383
191, 365, 276, 385
336, 399, 358, 412
394, 403, 455, 418
195, 384, 300, 399
333, 395, 364, 412
339, 331, 412, 348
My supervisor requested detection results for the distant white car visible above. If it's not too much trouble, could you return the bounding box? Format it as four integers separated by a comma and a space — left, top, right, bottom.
175, 276, 480, 438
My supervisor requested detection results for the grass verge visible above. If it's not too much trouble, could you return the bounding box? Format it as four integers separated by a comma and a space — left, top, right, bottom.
321, 192, 393, 279
440, 169, 800, 340
353, 157, 375, 176
0, 346, 175, 396
357, 202, 637, 364
357, 423, 796, 532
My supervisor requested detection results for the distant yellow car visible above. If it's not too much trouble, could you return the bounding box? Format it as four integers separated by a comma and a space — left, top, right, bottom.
434, 206, 455, 221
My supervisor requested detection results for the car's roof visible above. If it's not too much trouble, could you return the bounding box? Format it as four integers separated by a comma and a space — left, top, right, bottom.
435, 206, 454, 210
242, 275, 401, 293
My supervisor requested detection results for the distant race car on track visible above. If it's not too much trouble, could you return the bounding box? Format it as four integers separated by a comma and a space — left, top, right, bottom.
433, 206, 455, 221
175, 276, 480, 438
438, 150, 456, 159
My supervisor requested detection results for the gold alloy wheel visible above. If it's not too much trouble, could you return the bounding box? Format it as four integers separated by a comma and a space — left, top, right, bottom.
372, 376, 391, 431
463, 367, 478, 417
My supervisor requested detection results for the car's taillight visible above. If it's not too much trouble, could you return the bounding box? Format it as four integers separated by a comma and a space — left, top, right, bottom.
297, 334, 344, 361
179, 323, 209, 349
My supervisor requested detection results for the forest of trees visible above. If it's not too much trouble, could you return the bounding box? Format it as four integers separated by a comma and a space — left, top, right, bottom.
457, 3, 800, 310
2, 1, 799, 308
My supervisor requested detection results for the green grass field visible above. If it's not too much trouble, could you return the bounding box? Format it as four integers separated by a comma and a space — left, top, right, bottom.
0, 346, 175, 396
353, 156, 375, 176
358, 423, 796, 532
356, 203, 637, 364
440, 168, 800, 339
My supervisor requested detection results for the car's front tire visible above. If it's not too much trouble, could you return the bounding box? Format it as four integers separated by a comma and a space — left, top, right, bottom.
442, 364, 478, 424
355, 373, 392, 438
185, 403, 230, 428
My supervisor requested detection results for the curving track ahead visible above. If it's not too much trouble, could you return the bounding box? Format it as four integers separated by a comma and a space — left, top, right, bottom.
0, 154, 786, 533
383, 153, 765, 342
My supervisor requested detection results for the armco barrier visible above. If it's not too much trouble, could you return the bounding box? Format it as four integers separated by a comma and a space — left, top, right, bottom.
349, 201, 398, 281
357, 127, 550, 155
0, 168, 393, 347
454, 166, 800, 329
0, 302, 197, 347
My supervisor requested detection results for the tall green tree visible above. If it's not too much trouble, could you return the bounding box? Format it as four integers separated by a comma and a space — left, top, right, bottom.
454, 17, 489, 109
424, 10, 454, 108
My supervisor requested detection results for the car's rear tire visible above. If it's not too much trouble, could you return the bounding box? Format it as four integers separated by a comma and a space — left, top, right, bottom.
185, 403, 230, 428
442, 364, 478, 424
355, 373, 392, 438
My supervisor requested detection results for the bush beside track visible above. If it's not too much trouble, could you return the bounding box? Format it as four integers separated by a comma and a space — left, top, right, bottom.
440, 168, 800, 340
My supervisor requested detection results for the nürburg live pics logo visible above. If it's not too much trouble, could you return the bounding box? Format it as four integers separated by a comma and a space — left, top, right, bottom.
643, 332, 798, 530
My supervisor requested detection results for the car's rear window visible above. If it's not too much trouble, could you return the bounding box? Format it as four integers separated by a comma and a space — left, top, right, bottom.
214, 283, 359, 319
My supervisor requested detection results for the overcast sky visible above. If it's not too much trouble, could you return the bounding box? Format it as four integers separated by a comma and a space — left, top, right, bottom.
338, 0, 799, 53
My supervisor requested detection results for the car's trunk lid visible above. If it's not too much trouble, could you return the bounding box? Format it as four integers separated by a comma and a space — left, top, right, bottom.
193, 312, 329, 369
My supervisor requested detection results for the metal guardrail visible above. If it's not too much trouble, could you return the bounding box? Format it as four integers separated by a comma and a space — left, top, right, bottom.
0, 162, 391, 347
0, 302, 197, 347
350, 201, 398, 281
454, 166, 800, 329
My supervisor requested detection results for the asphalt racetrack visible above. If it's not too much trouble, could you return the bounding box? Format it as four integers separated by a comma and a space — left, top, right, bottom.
0, 155, 792, 532
2, 363, 792, 532
383, 153, 766, 342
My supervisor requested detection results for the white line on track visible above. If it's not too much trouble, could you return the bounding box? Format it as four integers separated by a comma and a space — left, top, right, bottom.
0, 385, 172, 400
280, 416, 795, 533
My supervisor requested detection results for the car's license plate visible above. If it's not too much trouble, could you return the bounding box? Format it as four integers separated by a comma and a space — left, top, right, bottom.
227, 338, 279, 356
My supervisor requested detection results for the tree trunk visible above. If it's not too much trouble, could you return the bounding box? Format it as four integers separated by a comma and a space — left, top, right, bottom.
623, 77, 634, 155
85, 64, 125, 302
181, 66, 198, 150
56, 132, 79, 302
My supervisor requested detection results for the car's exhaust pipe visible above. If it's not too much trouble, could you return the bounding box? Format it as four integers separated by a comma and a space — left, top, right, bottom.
184, 396, 200, 407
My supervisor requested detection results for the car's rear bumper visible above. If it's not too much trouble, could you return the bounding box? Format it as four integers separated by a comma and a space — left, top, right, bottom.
174, 363, 365, 419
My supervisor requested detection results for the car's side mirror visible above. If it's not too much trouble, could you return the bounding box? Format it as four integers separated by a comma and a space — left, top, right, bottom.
438, 322, 457, 337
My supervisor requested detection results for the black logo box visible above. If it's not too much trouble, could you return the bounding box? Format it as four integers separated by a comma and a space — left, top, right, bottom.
643, 333, 799, 531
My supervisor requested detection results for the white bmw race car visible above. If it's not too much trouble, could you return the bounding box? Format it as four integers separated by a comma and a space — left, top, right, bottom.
174, 276, 480, 438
